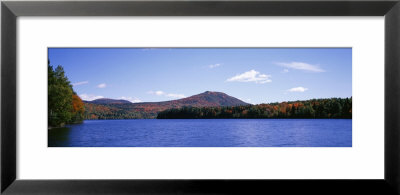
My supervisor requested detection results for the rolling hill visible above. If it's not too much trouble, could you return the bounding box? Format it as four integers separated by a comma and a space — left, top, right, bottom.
84, 91, 250, 119
86, 98, 132, 104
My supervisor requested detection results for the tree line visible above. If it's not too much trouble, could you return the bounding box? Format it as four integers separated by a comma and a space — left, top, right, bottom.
157, 97, 352, 119
84, 103, 157, 119
48, 63, 85, 127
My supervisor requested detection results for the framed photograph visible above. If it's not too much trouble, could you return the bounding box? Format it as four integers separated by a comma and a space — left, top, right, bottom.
47, 47, 352, 147
2, 0, 400, 194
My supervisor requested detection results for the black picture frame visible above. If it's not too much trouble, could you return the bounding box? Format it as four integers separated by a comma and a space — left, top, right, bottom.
2, 0, 400, 194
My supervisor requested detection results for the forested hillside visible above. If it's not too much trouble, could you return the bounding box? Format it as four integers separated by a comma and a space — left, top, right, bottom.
83, 91, 249, 119
157, 97, 352, 119
84, 102, 157, 119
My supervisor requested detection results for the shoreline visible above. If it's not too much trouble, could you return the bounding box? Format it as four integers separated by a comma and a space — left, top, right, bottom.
82, 118, 352, 120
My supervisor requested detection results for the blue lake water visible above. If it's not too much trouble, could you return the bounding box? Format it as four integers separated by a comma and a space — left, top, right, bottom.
48, 119, 352, 147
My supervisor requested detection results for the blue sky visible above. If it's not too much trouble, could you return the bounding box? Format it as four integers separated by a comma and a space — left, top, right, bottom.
48, 48, 352, 104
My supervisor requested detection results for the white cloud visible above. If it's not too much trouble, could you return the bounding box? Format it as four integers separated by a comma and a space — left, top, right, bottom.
72, 81, 89, 86
208, 63, 221, 69
119, 96, 142, 103
282, 69, 289, 73
166, 93, 186, 99
277, 62, 325, 72
148, 90, 165, 96
148, 90, 186, 99
79, 94, 104, 101
226, 69, 271, 84
288, 87, 308, 92
155, 91, 164, 95
97, 83, 107, 88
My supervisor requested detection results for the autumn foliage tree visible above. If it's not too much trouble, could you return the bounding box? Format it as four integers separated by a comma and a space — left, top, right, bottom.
71, 94, 85, 123
48, 62, 85, 127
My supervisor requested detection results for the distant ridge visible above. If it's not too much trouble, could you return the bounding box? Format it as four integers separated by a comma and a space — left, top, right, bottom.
86, 91, 249, 107
87, 98, 132, 104
83, 91, 250, 119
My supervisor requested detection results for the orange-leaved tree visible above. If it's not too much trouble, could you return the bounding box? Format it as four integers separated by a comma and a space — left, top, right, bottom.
71, 94, 85, 123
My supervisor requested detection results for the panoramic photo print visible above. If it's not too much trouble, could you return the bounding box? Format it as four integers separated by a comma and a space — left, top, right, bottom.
48, 48, 352, 147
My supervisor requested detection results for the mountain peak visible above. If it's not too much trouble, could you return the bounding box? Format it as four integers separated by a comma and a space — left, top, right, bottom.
202, 91, 220, 94
89, 98, 131, 104
180, 91, 249, 107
